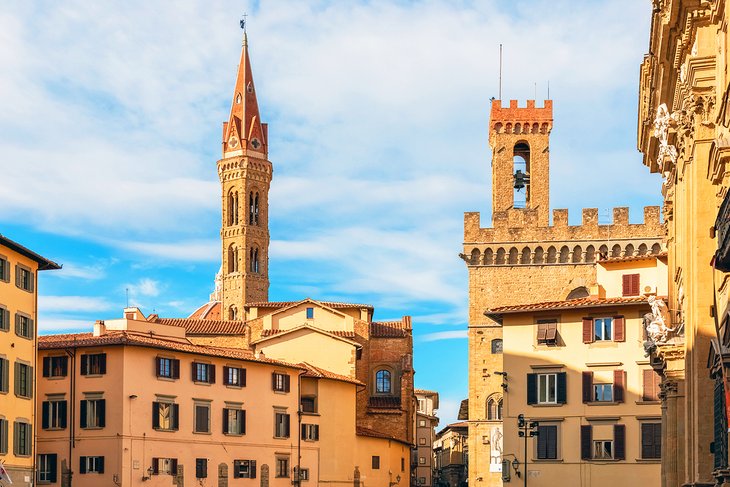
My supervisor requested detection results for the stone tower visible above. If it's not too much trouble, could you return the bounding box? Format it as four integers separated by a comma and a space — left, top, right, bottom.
218, 32, 271, 319
490, 99, 552, 227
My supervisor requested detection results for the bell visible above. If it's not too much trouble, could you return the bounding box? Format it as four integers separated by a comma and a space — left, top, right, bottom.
513, 170, 530, 191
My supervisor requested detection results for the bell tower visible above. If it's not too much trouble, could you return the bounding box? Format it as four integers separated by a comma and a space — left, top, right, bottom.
218, 31, 271, 319
489, 99, 553, 226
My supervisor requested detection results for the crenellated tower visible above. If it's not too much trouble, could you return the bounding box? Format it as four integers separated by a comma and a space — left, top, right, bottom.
218, 31, 271, 319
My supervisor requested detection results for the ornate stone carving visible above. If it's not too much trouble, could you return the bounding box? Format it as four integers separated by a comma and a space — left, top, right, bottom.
654, 103, 678, 177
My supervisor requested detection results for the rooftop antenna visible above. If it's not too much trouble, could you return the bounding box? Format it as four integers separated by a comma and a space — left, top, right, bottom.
534, 82, 537, 100
499, 44, 503, 101
547, 80, 550, 100
125, 288, 129, 308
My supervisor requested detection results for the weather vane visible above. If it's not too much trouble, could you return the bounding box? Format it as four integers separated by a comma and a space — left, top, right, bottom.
240, 13, 247, 32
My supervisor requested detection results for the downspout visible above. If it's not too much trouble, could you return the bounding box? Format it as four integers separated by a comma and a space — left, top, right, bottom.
296, 370, 304, 486
32, 269, 38, 484
65, 346, 76, 483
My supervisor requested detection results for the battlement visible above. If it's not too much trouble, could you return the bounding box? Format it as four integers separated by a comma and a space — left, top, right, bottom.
490, 99, 553, 124
465, 206, 663, 244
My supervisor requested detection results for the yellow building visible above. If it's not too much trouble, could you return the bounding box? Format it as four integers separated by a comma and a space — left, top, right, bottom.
36, 307, 412, 486
0, 234, 60, 487
487, 255, 666, 486
636, 2, 730, 486
433, 421, 468, 487
462, 99, 664, 486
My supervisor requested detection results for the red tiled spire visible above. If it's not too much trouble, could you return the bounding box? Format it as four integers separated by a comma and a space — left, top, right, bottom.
222, 32, 267, 156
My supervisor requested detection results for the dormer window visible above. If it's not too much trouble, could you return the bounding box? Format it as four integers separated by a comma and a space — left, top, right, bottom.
306, 307, 314, 320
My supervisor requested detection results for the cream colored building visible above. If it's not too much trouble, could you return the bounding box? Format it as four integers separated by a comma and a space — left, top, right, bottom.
636, 2, 730, 486
414, 390, 439, 487
0, 234, 60, 487
462, 98, 664, 486
433, 422, 468, 487
487, 255, 665, 486
36, 308, 412, 486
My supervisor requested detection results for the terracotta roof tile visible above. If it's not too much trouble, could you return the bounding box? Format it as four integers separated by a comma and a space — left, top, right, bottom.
356, 426, 408, 444
487, 295, 658, 315
188, 301, 222, 320
156, 317, 245, 336
244, 300, 373, 310
368, 396, 402, 409
599, 252, 667, 264
38, 331, 298, 368
369, 318, 411, 338
261, 329, 356, 339
299, 362, 363, 385
415, 389, 438, 395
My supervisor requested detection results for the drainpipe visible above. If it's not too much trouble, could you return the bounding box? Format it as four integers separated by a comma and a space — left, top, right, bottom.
65, 346, 76, 484
296, 371, 304, 487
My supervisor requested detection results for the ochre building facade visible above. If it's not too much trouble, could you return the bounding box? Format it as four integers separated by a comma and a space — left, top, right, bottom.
463, 99, 664, 485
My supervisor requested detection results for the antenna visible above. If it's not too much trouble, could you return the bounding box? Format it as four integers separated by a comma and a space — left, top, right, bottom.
534, 82, 537, 100
547, 80, 550, 100
499, 44, 503, 101
125, 288, 129, 308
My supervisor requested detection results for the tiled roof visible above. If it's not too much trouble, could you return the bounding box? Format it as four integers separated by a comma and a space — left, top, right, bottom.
599, 252, 667, 264
415, 388, 438, 395
156, 317, 246, 336
486, 295, 657, 315
356, 426, 409, 445
447, 421, 468, 429
188, 301, 222, 320
0, 234, 61, 271
370, 317, 412, 338
38, 331, 298, 368
261, 328, 356, 338
368, 396, 402, 409
244, 299, 373, 310
299, 362, 363, 385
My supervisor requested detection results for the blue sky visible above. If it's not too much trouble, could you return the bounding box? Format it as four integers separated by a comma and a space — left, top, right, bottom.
0, 1, 660, 425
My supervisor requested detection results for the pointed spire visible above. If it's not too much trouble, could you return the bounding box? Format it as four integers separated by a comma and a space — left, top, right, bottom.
223, 27, 267, 156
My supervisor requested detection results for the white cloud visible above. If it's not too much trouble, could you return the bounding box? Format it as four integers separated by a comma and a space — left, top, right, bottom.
435, 396, 463, 427
126, 278, 161, 299
116, 239, 219, 262
47, 261, 109, 280
37, 316, 92, 334
40, 295, 112, 313
420, 330, 468, 342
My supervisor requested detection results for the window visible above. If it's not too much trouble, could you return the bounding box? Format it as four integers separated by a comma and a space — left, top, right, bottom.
419, 437, 426, 445
593, 440, 613, 460
0, 257, 8, 282
272, 372, 290, 392
491, 338, 503, 354
418, 398, 426, 412
301, 423, 319, 441
192, 362, 215, 384
419, 457, 426, 465
301, 396, 316, 413
156, 357, 179, 379
0, 306, 9, 331
196, 458, 208, 479
275, 456, 290, 478
419, 419, 426, 427
13, 421, 31, 456
0, 418, 7, 454
594, 318, 613, 341
223, 366, 246, 387
223, 408, 246, 435
306, 307, 314, 319
43, 356, 68, 378
153, 458, 178, 475
583, 371, 624, 403
594, 383, 614, 402
537, 319, 558, 346
15, 362, 32, 398
152, 401, 179, 431
80, 398, 105, 429
294, 467, 309, 481
233, 459, 257, 479
375, 369, 391, 394
249, 247, 259, 273
641, 423, 662, 459
228, 244, 239, 273
79, 456, 104, 474
15, 265, 33, 292
194, 403, 211, 434
538, 373, 557, 404
37, 453, 57, 483
371, 456, 380, 469
487, 397, 503, 420
80, 353, 106, 376
642, 369, 661, 401
401, 458, 405, 472
622, 273, 640, 296
275, 411, 290, 438
537, 425, 558, 459
42, 400, 67, 429
0, 358, 9, 393
15, 313, 33, 339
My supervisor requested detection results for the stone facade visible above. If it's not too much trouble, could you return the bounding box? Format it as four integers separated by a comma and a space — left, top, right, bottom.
636, 2, 730, 486
464, 99, 664, 486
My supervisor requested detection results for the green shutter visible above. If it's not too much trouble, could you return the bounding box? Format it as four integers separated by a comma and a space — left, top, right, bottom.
0, 419, 7, 454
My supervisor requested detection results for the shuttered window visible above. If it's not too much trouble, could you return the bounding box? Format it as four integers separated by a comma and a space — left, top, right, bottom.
223, 366, 246, 387
43, 356, 68, 378
196, 458, 208, 479
192, 362, 215, 384
0, 419, 8, 454
537, 425, 558, 459
537, 320, 558, 346
275, 412, 290, 438
194, 404, 211, 434
233, 460, 257, 479
301, 423, 320, 441
222, 408, 245, 435
155, 357, 179, 379
622, 273, 640, 296
14, 313, 33, 339
42, 400, 68, 430
580, 425, 592, 460
13, 421, 31, 456
614, 424, 626, 460
80, 353, 106, 376
0, 358, 8, 393
527, 372, 567, 405
152, 458, 178, 475
272, 372, 290, 392
79, 456, 105, 474
14, 362, 33, 399
0, 257, 9, 282
642, 369, 661, 401
152, 401, 179, 431
80, 399, 105, 429
15, 264, 34, 292
641, 423, 661, 459
0, 307, 9, 331
37, 453, 58, 483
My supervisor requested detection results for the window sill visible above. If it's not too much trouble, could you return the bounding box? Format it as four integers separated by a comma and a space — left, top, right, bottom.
531, 403, 564, 407
635, 458, 661, 463
273, 390, 289, 394
156, 376, 177, 382
193, 431, 212, 435
224, 432, 245, 437
225, 384, 244, 389
15, 334, 33, 341
82, 374, 105, 378
193, 381, 212, 386
585, 401, 621, 406
14, 394, 32, 400
531, 458, 563, 463
635, 400, 660, 405
47, 376, 67, 380
301, 412, 320, 416
273, 436, 290, 440
81, 426, 104, 430
44, 427, 67, 431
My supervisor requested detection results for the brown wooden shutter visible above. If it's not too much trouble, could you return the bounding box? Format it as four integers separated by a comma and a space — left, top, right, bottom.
14, 265, 20, 288
284, 374, 291, 392
152, 402, 160, 429
582, 318, 594, 343
172, 359, 180, 379
614, 424, 626, 460
250, 460, 257, 479
546, 323, 558, 344
613, 316, 625, 342
580, 425, 592, 460
209, 365, 215, 384
527, 373, 537, 405
242, 368, 247, 387
537, 323, 547, 343
642, 369, 660, 401
152, 459, 159, 475
155, 357, 161, 377
272, 372, 277, 390
223, 366, 230, 385
613, 370, 625, 403
222, 409, 229, 434
582, 371, 593, 403
192, 362, 198, 382
42, 357, 50, 377
241, 410, 246, 435
172, 404, 179, 430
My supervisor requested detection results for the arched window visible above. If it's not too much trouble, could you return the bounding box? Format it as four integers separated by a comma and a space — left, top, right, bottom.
611, 244, 622, 257
483, 248, 494, 265
250, 247, 259, 273
376, 370, 391, 394
572, 245, 582, 263
508, 247, 519, 264
585, 245, 596, 263
559, 246, 570, 263
249, 192, 255, 225
491, 339, 503, 354
534, 247, 544, 264
496, 248, 506, 265
638, 243, 648, 256
228, 244, 238, 273
513, 142, 530, 209
227, 190, 239, 226
471, 248, 481, 265
566, 286, 590, 300
651, 243, 662, 254
254, 192, 260, 225
229, 305, 238, 320
521, 247, 531, 264
487, 395, 503, 420
547, 246, 557, 264
599, 244, 609, 260
624, 243, 635, 257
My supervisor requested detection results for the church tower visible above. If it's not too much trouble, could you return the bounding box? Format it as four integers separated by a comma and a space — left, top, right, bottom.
489, 99, 552, 226
218, 31, 271, 319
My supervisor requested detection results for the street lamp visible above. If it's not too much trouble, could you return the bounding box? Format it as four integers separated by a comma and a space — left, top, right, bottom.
517, 414, 539, 487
